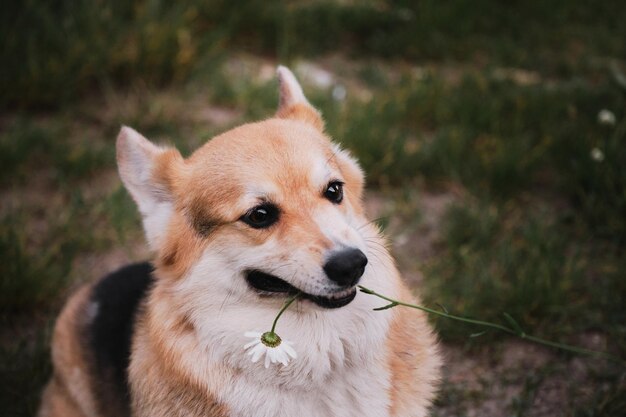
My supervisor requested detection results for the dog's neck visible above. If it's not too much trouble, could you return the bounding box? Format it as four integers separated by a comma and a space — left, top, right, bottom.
137, 235, 402, 416
144, 237, 401, 390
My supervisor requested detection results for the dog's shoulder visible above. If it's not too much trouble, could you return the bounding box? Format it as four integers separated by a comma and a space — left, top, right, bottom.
88, 262, 155, 415
386, 286, 442, 417
43, 262, 155, 417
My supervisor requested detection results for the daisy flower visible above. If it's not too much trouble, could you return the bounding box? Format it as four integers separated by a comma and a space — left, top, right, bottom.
598, 109, 616, 126
243, 293, 299, 368
590, 147, 605, 162
243, 331, 297, 368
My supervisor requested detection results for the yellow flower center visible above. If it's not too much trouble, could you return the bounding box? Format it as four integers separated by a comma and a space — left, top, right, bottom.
261, 331, 282, 348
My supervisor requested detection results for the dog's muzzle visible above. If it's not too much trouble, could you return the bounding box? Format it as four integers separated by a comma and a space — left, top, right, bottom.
245, 270, 358, 308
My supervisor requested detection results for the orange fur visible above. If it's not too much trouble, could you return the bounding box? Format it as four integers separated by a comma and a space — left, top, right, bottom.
156, 212, 206, 279
150, 118, 357, 276
39, 286, 100, 417
39, 375, 87, 417
129, 293, 230, 417
40, 66, 441, 417
276, 102, 325, 131
386, 286, 442, 417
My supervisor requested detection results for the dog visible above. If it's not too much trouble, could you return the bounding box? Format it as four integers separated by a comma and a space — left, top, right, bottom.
38, 66, 441, 417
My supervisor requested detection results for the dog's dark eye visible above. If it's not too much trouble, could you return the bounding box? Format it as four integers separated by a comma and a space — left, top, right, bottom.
324, 181, 344, 204
241, 204, 279, 229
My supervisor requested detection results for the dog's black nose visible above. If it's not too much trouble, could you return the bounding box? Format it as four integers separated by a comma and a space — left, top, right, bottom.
323, 248, 368, 287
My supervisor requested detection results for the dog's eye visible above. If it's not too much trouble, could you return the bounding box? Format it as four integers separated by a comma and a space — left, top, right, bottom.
324, 181, 344, 204
241, 204, 279, 229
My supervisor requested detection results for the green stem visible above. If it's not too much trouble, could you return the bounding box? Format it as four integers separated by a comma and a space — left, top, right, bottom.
270, 292, 300, 334
358, 285, 625, 365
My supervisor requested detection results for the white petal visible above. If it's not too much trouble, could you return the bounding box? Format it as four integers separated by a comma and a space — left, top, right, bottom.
281, 342, 297, 359
249, 344, 266, 363
273, 347, 283, 364
274, 347, 285, 363
267, 348, 277, 363
246, 345, 258, 358
264, 351, 271, 368
244, 331, 262, 338
271, 348, 282, 363
243, 340, 259, 350
276, 349, 289, 366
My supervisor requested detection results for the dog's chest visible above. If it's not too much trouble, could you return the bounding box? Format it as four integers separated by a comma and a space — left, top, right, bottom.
204, 306, 394, 417
185, 267, 400, 417
223, 360, 392, 417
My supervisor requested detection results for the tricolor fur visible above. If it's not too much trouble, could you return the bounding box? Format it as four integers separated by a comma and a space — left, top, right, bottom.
39, 66, 441, 417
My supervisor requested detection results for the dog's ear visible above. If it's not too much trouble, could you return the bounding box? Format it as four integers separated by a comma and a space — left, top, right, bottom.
276, 66, 324, 131
116, 126, 183, 251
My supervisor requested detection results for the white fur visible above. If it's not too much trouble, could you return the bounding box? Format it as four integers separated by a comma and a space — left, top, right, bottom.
131, 124, 399, 415
141, 202, 172, 250
124, 68, 437, 417
116, 126, 174, 251
314, 203, 367, 254
277, 66, 309, 107
310, 156, 334, 189
170, 222, 399, 417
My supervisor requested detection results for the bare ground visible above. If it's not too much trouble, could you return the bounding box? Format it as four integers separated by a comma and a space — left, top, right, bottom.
364, 188, 619, 417
47, 183, 604, 416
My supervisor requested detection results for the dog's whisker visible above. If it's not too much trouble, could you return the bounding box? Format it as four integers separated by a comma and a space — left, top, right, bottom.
364, 240, 390, 252
217, 288, 234, 318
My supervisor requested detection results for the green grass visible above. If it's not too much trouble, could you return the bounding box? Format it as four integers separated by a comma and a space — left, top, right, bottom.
423, 200, 625, 343
0, 214, 75, 313
1, 1, 625, 415
0, 118, 113, 186
3, 1, 625, 108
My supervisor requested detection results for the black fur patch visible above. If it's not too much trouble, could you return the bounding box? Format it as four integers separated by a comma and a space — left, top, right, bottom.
88, 262, 154, 415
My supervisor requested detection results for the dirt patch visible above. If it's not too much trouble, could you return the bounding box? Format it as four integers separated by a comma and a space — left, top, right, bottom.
364, 188, 615, 416
433, 339, 615, 417
364, 186, 460, 286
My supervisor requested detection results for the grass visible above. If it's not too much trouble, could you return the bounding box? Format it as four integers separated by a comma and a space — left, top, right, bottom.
3, 0, 625, 108
0, 321, 53, 417
1, 1, 625, 416
423, 200, 625, 343
0, 118, 113, 185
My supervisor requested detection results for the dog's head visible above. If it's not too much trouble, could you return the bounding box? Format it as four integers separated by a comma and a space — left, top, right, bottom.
117, 67, 375, 309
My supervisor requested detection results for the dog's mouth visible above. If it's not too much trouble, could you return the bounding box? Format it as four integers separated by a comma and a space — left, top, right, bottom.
245, 270, 357, 309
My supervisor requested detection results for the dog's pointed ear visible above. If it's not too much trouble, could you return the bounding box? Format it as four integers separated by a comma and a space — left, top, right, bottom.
276, 66, 324, 131
116, 126, 182, 250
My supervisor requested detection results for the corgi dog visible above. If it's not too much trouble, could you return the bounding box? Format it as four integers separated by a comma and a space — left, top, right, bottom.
39, 66, 441, 417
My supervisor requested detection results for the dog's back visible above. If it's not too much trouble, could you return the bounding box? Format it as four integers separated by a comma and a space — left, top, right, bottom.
39, 263, 153, 417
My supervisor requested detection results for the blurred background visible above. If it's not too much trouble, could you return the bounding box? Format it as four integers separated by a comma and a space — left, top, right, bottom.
1, 1, 625, 416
